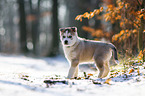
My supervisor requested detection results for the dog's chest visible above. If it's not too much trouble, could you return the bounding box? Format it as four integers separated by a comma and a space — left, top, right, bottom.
64, 47, 77, 61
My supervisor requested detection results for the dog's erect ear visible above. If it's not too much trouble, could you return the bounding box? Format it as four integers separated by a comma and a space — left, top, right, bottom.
59, 28, 65, 32
71, 27, 77, 32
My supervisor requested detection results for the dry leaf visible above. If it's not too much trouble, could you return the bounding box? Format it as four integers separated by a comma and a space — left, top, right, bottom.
100, 7, 103, 12
104, 78, 111, 85
137, 68, 140, 75
129, 69, 134, 74
88, 73, 93, 76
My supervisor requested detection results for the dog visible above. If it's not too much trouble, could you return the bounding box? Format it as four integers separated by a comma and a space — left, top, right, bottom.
59, 27, 119, 79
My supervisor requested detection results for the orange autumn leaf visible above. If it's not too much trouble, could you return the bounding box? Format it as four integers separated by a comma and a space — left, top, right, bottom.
104, 78, 111, 85
105, 16, 111, 22
120, 22, 124, 27
107, 5, 113, 11
87, 73, 93, 76
75, 15, 83, 21
112, 12, 115, 17
120, 30, 125, 35
122, 35, 126, 40
139, 14, 144, 18
143, 49, 145, 53
129, 69, 134, 74
125, 29, 129, 33
94, 9, 100, 15
90, 12, 95, 18
100, 7, 104, 12
138, 50, 143, 60
133, 29, 137, 33
116, 15, 121, 20
83, 12, 89, 18
112, 34, 118, 42
118, 2, 122, 7
125, 3, 129, 9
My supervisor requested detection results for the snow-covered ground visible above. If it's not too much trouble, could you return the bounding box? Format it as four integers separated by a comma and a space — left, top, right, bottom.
0, 54, 145, 96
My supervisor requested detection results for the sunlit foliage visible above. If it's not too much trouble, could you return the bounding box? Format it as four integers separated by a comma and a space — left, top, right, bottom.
75, 0, 145, 57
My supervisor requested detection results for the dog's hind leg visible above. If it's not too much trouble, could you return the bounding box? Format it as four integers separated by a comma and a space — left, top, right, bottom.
94, 58, 105, 78
102, 61, 110, 78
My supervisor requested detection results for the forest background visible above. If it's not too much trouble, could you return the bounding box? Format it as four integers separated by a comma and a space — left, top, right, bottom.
0, 0, 144, 62
0, 0, 145, 95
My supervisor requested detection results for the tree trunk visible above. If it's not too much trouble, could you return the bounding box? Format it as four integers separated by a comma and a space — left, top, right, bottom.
17, 0, 28, 53
29, 0, 41, 56
138, 17, 143, 52
48, 0, 59, 56
0, 1, 2, 51
138, 0, 145, 62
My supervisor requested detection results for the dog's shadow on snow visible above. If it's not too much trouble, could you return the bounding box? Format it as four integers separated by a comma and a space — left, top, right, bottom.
42, 55, 68, 66
0, 80, 45, 92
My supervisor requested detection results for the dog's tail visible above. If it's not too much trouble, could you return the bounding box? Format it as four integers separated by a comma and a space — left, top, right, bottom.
109, 44, 119, 64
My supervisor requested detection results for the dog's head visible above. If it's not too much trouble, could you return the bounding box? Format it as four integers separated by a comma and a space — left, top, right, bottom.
59, 27, 78, 47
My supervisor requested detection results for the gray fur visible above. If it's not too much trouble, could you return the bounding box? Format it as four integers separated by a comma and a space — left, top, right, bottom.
60, 27, 118, 79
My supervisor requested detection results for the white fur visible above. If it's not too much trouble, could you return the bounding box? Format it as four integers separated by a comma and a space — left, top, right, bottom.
60, 28, 118, 79
63, 38, 80, 62
67, 66, 76, 78
60, 32, 77, 47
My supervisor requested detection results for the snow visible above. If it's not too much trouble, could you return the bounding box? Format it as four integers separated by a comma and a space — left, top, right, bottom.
0, 54, 145, 96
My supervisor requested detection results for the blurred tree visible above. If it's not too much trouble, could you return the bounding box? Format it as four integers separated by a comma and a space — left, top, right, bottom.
48, 0, 59, 56
0, 1, 3, 51
29, 0, 41, 55
0, 0, 56, 56
17, 0, 28, 53
66, 0, 95, 38
66, 0, 102, 39
138, 0, 145, 52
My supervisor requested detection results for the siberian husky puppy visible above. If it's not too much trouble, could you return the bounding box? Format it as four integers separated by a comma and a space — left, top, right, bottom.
59, 27, 119, 79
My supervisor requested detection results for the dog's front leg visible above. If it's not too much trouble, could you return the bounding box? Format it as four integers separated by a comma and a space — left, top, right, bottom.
74, 65, 79, 77
67, 59, 79, 79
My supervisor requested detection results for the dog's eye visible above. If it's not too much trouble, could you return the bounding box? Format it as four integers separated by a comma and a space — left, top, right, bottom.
63, 36, 66, 38
68, 36, 72, 38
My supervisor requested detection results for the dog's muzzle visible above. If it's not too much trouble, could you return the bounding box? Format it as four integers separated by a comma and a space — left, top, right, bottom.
64, 40, 68, 45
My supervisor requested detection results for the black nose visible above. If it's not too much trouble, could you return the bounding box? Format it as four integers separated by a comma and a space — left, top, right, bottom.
64, 40, 68, 44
